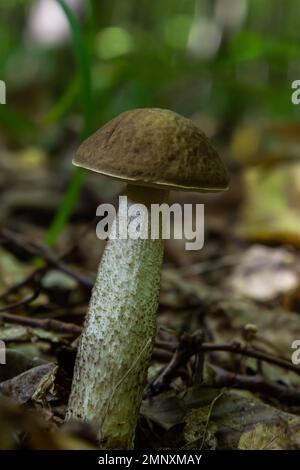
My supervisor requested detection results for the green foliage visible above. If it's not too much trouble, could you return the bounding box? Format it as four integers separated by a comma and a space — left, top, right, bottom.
1, 0, 300, 244
46, 0, 94, 246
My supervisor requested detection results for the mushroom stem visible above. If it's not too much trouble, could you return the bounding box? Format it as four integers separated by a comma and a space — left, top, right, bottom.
66, 185, 169, 449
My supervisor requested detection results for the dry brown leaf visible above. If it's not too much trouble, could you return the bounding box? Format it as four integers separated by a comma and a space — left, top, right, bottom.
238, 422, 291, 450
0, 363, 58, 404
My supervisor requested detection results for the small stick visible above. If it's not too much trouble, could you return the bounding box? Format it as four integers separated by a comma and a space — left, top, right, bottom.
0, 288, 40, 313
148, 333, 300, 396
212, 365, 300, 404
0, 268, 45, 302
148, 333, 200, 396
0, 228, 93, 288
0, 312, 82, 335
200, 342, 300, 374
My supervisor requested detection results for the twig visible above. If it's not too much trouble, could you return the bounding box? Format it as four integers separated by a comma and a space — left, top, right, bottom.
201, 389, 226, 450
200, 342, 300, 374
148, 333, 300, 396
0, 288, 41, 313
180, 388, 226, 450
0, 312, 82, 335
0, 228, 93, 288
0, 268, 45, 302
148, 333, 201, 396
154, 340, 177, 352
211, 365, 300, 404
152, 347, 173, 362
36, 245, 93, 287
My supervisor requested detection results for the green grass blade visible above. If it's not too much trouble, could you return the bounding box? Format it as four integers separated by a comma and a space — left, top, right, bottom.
45, 167, 84, 246
42, 76, 79, 126
46, 0, 94, 246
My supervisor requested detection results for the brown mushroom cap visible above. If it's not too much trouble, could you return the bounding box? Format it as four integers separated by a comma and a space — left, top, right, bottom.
73, 108, 229, 192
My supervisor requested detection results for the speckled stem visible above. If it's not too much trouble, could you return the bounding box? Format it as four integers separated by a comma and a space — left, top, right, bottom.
66, 186, 168, 449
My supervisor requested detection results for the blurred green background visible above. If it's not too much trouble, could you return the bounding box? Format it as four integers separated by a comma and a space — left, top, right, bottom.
1, 0, 300, 245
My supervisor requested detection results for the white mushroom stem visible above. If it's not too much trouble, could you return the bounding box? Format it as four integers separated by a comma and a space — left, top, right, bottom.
66, 185, 169, 449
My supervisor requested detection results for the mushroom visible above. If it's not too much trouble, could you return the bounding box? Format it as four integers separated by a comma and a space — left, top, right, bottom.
66, 108, 229, 449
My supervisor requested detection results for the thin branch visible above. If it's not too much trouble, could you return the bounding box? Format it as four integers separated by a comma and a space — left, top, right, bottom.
154, 340, 177, 352
148, 333, 202, 396
200, 342, 300, 374
0, 228, 93, 288
0, 312, 82, 335
0, 268, 45, 302
152, 347, 173, 362
0, 288, 41, 313
211, 365, 300, 405
148, 333, 300, 396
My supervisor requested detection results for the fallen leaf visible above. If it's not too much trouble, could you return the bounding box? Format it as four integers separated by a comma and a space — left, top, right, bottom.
238, 422, 291, 450
141, 394, 186, 430
0, 363, 58, 404
183, 387, 300, 449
